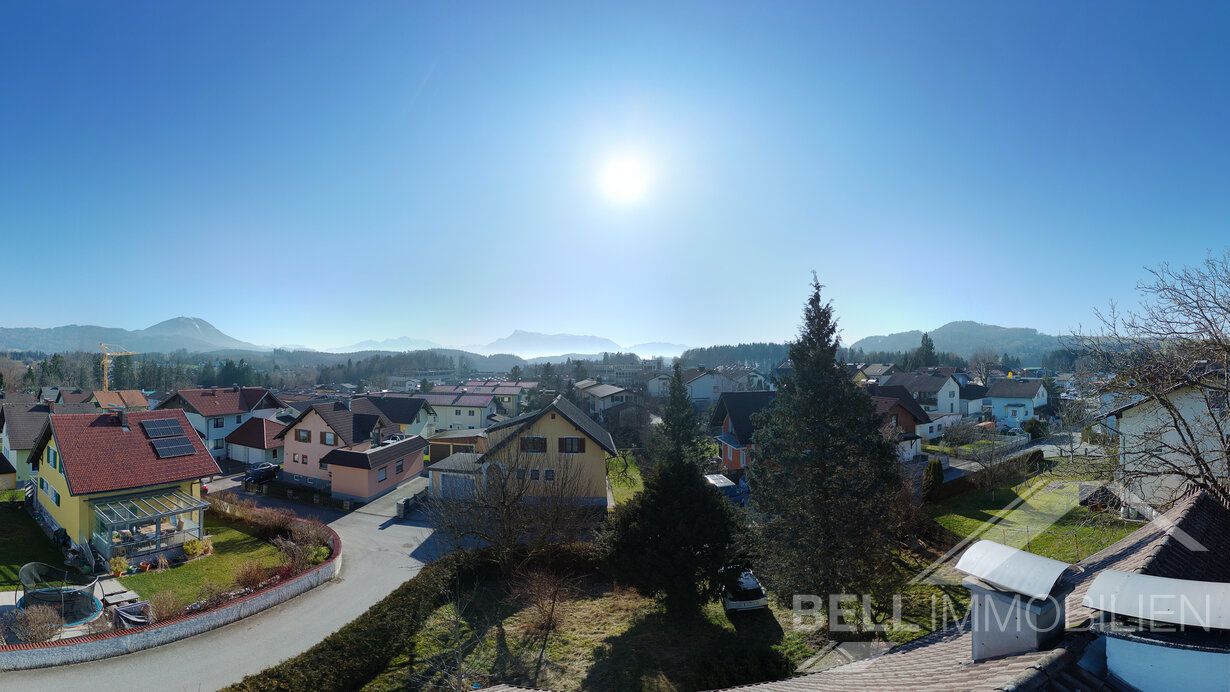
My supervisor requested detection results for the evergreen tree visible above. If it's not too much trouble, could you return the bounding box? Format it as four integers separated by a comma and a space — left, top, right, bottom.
648, 362, 708, 469
750, 279, 902, 603
918, 333, 938, 367
922, 456, 944, 502
509, 365, 523, 381
602, 450, 745, 613
420, 378, 433, 393
200, 362, 217, 387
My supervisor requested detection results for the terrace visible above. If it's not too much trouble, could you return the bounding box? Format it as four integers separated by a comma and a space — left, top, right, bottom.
89, 489, 209, 561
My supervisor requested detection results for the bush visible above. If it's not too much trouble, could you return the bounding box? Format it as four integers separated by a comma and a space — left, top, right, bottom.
108, 556, 129, 574
150, 591, 184, 621
234, 561, 266, 590
1023, 419, 1049, 439
202, 536, 214, 555
291, 519, 332, 549
922, 456, 944, 502
5, 604, 64, 643
195, 578, 228, 610
308, 545, 331, 566
272, 536, 312, 576
183, 539, 205, 558
251, 508, 296, 541
156, 554, 170, 571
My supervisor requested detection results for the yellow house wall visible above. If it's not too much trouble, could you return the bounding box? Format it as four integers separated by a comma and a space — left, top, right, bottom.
492, 413, 609, 500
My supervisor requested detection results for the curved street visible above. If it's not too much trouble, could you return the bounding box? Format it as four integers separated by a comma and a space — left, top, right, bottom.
1, 482, 439, 692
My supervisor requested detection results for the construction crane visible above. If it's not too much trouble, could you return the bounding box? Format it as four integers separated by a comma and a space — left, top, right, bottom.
100, 344, 138, 391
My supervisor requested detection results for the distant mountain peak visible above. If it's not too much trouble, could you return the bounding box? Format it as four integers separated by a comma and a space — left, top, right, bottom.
0, 318, 262, 354
849, 321, 1061, 361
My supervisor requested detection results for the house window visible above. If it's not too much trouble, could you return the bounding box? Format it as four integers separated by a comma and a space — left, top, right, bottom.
515, 469, 528, 481
395, 460, 403, 474
296, 430, 310, 443
468, 409, 475, 416
303, 456, 308, 466
321, 432, 336, 446
213, 438, 224, 450
272, 449, 279, 459
319, 460, 327, 470
213, 418, 224, 428
455, 409, 461, 416
293, 453, 299, 463
928, 425, 934, 434
520, 436, 547, 453
378, 467, 388, 482
890, 414, 898, 428
560, 437, 585, 454
236, 415, 242, 424
47, 448, 58, 472
543, 469, 556, 482
530, 469, 541, 480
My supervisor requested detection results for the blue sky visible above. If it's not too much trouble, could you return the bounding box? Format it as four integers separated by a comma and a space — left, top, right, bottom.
2, 2, 1229, 351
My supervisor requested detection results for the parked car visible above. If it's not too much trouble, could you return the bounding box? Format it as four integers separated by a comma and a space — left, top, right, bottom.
242, 463, 280, 484
722, 570, 769, 613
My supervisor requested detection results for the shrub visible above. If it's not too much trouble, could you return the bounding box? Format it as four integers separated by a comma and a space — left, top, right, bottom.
202, 536, 214, 556
195, 578, 228, 610
309, 545, 331, 566
234, 561, 266, 590
291, 519, 332, 550
251, 508, 296, 540
149, 591, 184, 621
1024, 419, 1049, 438
922, 456, 944, 502
272, 536, 312, 575
5, 604, 64, 643
156, 554, 170, 571
183, 539, 205, 558
109, 556, 129, 574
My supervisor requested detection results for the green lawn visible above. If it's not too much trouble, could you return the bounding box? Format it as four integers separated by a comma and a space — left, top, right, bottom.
0, 510, 66, 591
928, 474, 1139, 564
608, 453, 643, 506
119, 515, 284, 603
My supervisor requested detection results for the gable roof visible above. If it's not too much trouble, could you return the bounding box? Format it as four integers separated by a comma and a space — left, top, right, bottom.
275, 402, 392, 447
866, 384, 930, 425
709, 391, 776, 445
321, 435, 428, 470
882, 372, 953, 395
30, 409, 221, 496
351, 395, 433, 426
860, 362, 897, 378
485, 395, 617, 458
582, 384, 626, 399
429, 451, 485, 474
224, 417, 286, 450
0, 452, 13, 476
90, 389, 149, 409
986, 379, 1044, 399
157, 387, 284, 418
56, 389, 91, 404
958, 384, 988, 401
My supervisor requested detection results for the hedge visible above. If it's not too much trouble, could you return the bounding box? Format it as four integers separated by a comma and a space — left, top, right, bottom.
224, 544, 598, 692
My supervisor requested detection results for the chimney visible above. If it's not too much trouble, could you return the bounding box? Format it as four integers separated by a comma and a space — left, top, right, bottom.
955, 541, 1074, 661
118, 409, 129, 431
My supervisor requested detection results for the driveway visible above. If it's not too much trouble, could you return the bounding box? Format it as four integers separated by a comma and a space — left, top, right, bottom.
2, 480, 437, 691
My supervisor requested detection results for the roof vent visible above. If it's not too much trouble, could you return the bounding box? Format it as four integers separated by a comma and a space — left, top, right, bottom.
955, 541, 1075, 661
1083, 570, 1230, 630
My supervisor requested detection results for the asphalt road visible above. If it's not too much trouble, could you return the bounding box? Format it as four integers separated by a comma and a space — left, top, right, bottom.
1, 479, 440, 692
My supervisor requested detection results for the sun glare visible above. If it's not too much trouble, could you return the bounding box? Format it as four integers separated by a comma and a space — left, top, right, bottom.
598, 154, 653, 204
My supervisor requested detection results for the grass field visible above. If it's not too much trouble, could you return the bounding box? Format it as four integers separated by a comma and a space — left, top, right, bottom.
0, 510, 66, 591
608, 453, 644, 506
119, 515, 284, 603
927, 473, 1139, 564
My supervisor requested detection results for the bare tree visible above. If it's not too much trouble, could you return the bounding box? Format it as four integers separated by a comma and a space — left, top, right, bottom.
513, 569, 580, 687
426, 445, 599, 576
968, 346, 998, 386
1069, 252, 1230, 507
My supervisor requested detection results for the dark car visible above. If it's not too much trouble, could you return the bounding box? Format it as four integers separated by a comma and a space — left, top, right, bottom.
242, 463, 280, 484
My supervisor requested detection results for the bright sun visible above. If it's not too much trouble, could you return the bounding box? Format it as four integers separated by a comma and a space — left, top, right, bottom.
598, 154, 653, 204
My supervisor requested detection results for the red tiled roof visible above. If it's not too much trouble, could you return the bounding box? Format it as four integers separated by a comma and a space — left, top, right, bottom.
36, 410, 221, 496
224, 417, 286, 450
91, 389, 149, 409
158, 387, 282, 417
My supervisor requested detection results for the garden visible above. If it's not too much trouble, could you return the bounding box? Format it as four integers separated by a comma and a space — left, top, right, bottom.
0, 509, 67, 591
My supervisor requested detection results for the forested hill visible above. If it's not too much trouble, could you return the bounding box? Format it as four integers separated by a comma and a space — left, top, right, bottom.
677, 343, 790, 371
848, 321, 1061, 361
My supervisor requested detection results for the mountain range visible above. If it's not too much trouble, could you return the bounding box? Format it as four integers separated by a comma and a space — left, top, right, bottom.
327, 337, 442, 353
848, 321, 1063, 359
0, 317, 264, 354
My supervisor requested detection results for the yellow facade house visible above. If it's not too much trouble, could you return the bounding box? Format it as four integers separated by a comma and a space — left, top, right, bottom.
28, 409, 220, 564
428, 395, 616, 507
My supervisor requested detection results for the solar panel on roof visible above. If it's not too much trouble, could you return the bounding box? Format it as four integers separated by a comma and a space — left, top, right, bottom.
140, 418, 186, 439
151, 436, 197, 459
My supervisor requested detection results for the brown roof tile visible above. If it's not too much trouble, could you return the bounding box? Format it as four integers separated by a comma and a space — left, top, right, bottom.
157, 387, 283, 417
224, 417, 286, 450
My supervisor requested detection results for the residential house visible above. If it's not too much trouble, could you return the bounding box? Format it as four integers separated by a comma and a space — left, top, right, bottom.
426, 429, 489, 464
411, 393, 498, 430
351, 394, 438, 437
28, 409, 219, 564
225, 417, 286, 467
0, 402, 99, 487
683, 368, 741, 408
986, 379, 1048, 427
576, 382, 634, 417
919, 366, 971, 387
915, 411, 963, 441
156, 386, 285, 461
958, 384, 988, 417
868, 384, 930, 461
883, 373, 961, 414
55, 389, 92, 405
428, 395, 616, 507
855, 363, 898, 385
275, 402, 392, 493
710, 391, 775, 471
321, 435, 428, 503
87, 389, 149, 410
646, 373, 673, 398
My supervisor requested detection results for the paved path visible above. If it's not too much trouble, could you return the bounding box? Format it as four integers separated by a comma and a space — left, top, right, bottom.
2, 478, 439, 692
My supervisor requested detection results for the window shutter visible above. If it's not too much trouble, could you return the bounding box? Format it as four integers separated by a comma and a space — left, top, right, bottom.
558, 438, 566, 454
578, 438, 585, 453
520, 437, 528, 452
